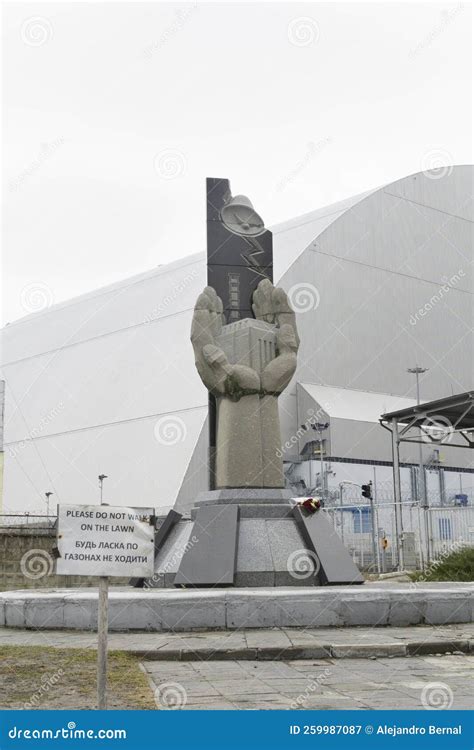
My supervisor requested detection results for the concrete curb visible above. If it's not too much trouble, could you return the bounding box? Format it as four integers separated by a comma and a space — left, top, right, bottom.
115, 638, 473, 661
1, 584, 472, 631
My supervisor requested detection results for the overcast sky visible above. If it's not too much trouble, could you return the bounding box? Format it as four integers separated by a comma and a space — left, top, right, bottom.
2, 1, 472, 323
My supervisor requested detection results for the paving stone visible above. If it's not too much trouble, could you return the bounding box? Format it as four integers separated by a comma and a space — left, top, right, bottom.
244, 630, 292, 648
1, 622, 474, 662
210, 679, 277, 695
407, 639, 469, 655
185, 702, 238, 710
330, 643, 406, 658
140, 655, 474, 709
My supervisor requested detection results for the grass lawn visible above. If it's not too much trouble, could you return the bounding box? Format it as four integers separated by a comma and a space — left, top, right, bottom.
0, 646, 156, 709
410, 546, 474, 582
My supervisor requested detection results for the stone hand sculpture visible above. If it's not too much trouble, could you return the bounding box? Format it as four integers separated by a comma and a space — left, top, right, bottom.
252, 279, 300, 395
191, 279, 299, 489
191, 286, 261, 400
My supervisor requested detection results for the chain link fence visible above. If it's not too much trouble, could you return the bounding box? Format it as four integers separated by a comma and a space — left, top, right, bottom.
2, 503, 472, 575
322, 502, 474, 572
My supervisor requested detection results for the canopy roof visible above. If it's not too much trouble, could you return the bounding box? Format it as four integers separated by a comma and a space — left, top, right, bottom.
300, 383, 418, 424
381, 391, 474, 448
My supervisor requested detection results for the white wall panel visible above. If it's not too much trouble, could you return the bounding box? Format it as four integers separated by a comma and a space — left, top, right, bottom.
3, 405, 207, 512
3, 311, 207, 445
2, 254, 206, 365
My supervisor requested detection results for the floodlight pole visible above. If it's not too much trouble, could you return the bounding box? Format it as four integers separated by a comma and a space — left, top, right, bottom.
391, 417, 404, 571
45, 491, 53, 517
313, 422, 329, 502
407, 366, 428, 505
407, 366, 430, 565
98, 474, 108, 504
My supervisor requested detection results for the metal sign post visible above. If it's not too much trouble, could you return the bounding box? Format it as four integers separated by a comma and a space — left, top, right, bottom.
55, 503, 155, 710
97, 575, 109, 709
97, 478, 108, 710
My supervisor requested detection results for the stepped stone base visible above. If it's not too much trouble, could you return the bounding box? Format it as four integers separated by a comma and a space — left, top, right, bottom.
152, 515, 315, 588
154, 489, 315, 587
151, 490, 362, 588
154, 490, 314, 587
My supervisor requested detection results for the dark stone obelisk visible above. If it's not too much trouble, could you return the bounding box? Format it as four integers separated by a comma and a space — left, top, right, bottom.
206, 177, 273, 322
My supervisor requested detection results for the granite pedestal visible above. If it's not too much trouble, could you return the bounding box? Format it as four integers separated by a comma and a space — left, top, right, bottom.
150, 490, 362, 588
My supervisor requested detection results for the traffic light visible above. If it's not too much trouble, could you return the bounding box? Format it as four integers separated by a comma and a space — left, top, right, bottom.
361, 483, 372, 499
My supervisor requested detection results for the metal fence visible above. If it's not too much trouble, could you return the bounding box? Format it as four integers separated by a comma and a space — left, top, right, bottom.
0, 514, 57, 530
322, 502, 474, 572
1, 505, 472, 573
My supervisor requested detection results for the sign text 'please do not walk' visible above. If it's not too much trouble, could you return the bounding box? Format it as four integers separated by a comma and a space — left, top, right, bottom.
56, 504, 155, 578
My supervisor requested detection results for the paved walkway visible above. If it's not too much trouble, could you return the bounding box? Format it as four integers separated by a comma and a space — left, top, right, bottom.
145, 654, 473, 710
1, 625, 472, 710
0, 624, 472, 660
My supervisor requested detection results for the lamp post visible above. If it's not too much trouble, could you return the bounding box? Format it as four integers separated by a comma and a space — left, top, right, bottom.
338, 480, 360, 545
313, 422, 329, 502
407, 366, 428, 504
45, 491, 53, 517
407, 365, 430, 565
98, 474, 108, 504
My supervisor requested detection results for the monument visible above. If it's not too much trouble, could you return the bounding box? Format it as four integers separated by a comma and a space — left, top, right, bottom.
205, 177, 275, 487
147, 179, 363, 588
191, 280, 298, 489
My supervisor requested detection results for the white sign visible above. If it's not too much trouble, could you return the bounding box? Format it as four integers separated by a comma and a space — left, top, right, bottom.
56, 504, 155, 577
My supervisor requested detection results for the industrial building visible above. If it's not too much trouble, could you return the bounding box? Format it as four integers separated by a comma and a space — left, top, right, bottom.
1, 167, 473, 533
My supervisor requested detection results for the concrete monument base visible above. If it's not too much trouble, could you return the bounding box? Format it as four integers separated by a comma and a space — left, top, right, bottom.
154, 490, 311, 588
149, 490, 361, 588
0, 584, 472, 631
